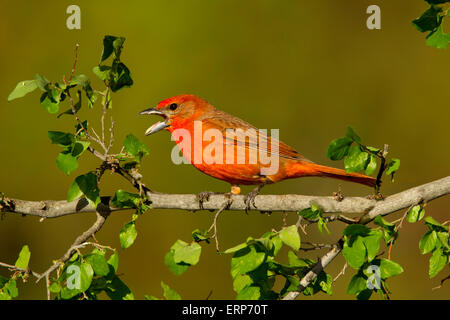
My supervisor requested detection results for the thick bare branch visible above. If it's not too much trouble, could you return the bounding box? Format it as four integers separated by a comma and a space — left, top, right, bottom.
3, 197, 124, 218
3, 176, 449, 219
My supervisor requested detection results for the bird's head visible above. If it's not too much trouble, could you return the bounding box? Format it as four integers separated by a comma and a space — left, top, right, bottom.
139, 94, 213, 135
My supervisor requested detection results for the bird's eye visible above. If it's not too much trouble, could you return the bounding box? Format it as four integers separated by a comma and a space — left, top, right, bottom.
169, 103, 178, 111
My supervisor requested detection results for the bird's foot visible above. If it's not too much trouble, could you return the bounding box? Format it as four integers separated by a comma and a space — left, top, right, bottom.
333, 191, 344, 202
366, 192, 384, 200
197, 191, 215, 210
197, 191, 234, 210
333, 185, 344, 202
244, 188, 261, 213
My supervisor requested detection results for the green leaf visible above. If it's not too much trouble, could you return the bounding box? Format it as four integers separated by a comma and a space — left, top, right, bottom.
344, 146, 369, 173
112, 190, 141, 209
317, 216, 330, 234
110, 62, 133, 92
8, 80, 38, 101
144, 295, 159, 300
412, 5, 443, 32
319, 273, 333, 295
70, 74, 90, 87
93, 65, 112, 81
67, 179, 83, 202
407, 205, 425, 223
71, 141, 90, 158
192, 229, 209, 243
426, 25, 450, 49
365, 154, 377, 175
224, 242, 248, 254
14, 245, 31, 270
429, 248, 447, 278
345, 126, 361, 143
363, 230, 383, 262
49, 282, 62, 293
347, 272, 367, 295
236, 286, 261, 300
161, 281, 181, 300
278, 225, 301, 250
172, 240, 202, 266
56, 152, 78, 175
419, 230, 438, 254
326, 137, 353, 160
79, 262, 94, 292
343, 224, 371, 237
378, 259, 404, 279
164, 251, 190, 276
34, 74, 50, 91
107, 252, 119, 273
124, 134, 149, 162
298, 207, 319, 219
437, 232, 450, 250
67, 173, 100, 206
288, 250, 312, 268
119, 222, 138, 249
424, 216, 449, 231
233, 274, 253, 293
57, 91, 82, 118
385, 158, 400, 181
374, 215, 397, 243
100, 35, 125, 62
106, 276, 134, 300
48, 131, 75, 146
4, 279, 18, 298
231, 245, 266, 278
343, 237, 367, 269
40, 91, 60, 114
85, 254, 109, 277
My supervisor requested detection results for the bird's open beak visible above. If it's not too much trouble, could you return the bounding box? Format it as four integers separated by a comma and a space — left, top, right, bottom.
138, 108, 169, 136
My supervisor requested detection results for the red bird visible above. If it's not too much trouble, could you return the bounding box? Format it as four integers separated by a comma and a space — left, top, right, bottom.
139, 94, 376, 208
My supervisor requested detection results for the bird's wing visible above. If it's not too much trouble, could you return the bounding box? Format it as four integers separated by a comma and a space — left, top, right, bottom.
201, 112, 312, 162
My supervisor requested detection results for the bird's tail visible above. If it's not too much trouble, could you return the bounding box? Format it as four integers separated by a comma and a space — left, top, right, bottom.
289, 162, 377, 187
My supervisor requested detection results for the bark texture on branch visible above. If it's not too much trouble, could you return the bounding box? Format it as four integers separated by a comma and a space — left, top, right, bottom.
4, 176, 450, 218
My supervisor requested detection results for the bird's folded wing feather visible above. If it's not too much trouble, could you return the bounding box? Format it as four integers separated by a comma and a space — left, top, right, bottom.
201, 114, 312, 162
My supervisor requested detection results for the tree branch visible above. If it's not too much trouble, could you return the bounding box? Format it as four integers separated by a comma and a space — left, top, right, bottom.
3, 176, 449, 218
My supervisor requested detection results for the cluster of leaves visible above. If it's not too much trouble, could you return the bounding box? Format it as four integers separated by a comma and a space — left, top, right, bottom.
0, 245, 30, 300
298, 203, 330, 234
413, 1, 450, 49
112, 189, 150, 249
8, 74, 96, 114
93, 36, 133, 93
224, 224, 333, 300
327, 126, 400, 182
5, 36, 153, 300
164, 213, 335, 300
407, 206, 450, 279
342, 224, 403, 300
49, 248, 134, 300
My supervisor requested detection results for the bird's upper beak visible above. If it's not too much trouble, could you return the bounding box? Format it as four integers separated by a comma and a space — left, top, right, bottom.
138, 107, 169, 135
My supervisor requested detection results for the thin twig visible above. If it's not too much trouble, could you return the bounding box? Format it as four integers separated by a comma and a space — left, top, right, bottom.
333, 262, 348, 282
67, 43, 79, 85
0, 261, 41, 278
432, 274, 450, 290
208, 199, 232, 252
388, 204, 413, 260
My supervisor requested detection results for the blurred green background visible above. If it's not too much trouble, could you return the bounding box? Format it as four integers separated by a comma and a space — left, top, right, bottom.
0, 0, 449, 299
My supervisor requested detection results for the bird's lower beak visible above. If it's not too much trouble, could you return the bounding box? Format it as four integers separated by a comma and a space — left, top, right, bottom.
138, 107, 169, 136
